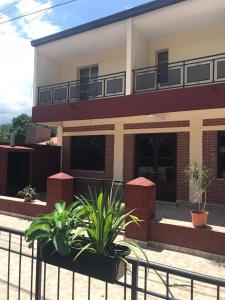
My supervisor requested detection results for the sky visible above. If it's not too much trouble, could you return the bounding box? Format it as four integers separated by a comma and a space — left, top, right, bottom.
0, 0, 151, 124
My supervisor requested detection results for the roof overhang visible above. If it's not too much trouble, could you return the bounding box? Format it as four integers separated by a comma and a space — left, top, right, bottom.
31, 0, 185, 47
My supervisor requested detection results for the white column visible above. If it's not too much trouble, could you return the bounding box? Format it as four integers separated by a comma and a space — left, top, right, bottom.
126, 18, 133, 96
113, 123, 124, 181
33, 48, 38, 106
189, 118, 203, 201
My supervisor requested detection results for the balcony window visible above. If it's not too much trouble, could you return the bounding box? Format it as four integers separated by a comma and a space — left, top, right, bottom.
71, 135, 105, 171
157, 50, 168, 85
218, 132, 225, 178
79, 65, 99, 100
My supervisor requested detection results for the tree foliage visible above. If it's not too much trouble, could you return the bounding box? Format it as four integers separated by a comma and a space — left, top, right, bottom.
0, 123, 11, 142
11, 114, 32, 143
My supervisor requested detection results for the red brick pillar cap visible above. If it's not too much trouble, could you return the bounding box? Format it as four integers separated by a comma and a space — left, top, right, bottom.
126, 177, 155, 187
48, 172, 74, 180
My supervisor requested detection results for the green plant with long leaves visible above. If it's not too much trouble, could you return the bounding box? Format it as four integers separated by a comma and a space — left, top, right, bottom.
185, 161, 212, 211
70, 186, 148, 262
25, 202, 77, 256
71, 187, 174, 298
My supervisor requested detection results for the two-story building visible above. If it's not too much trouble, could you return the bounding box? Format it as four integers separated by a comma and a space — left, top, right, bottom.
32, 0, 225, 205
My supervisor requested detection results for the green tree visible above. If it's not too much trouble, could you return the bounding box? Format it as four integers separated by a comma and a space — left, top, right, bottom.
0, 124, 11, 142
12, 114, 32, 143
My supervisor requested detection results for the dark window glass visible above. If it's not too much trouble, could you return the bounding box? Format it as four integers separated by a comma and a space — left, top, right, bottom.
79, 66, 98, 99
157, 50, 168, 84
71, 135, 105, 171
218, 132, 225, 178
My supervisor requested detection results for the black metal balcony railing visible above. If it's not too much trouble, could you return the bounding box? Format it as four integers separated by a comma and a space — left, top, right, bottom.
1, 225, 225, 300
38, 71, 126, 105
133, 52, 225, 93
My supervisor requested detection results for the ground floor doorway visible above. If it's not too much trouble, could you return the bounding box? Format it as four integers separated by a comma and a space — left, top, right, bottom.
135, 133, 177, 201
7, 152, 30, 196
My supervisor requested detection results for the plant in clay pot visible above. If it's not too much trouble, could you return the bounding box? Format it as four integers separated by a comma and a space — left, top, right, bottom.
185, 161, 212, 227
17, 185, 36, 202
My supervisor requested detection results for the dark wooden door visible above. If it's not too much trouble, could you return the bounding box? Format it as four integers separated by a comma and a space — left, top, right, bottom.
135, 133, 177, 202
7, 152, 30, 197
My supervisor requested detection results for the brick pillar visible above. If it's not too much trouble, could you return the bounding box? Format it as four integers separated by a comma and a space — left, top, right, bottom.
125, 177, 156, 241
47, 172, 74, 211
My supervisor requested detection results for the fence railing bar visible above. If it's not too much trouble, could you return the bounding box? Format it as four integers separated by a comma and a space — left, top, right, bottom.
43, 263, 46, 300
217, 285, 220, 300
7, 232, 11, 300
72, 272, 75, 300
0, 245, 35, 259
88, 277, 91, 300
135, 287, 175, 300
57, 267, 60, 300
127, 258, 225, 287
30, 244, 34, 300
0, 226, 25, 236
35, 247, 42, 300
131, 261, 138, 300
18, 235, 22, 300
190, 279, 194, 300
123, 264, 127, 300
133, 52, 225, 72
144, 266, 147, 300
105, 282, 108, 300
166, 272, 169, 299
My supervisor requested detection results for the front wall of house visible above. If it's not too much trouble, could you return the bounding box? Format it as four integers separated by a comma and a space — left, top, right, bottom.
203, 129, 225, 205
59, 108, 225, 205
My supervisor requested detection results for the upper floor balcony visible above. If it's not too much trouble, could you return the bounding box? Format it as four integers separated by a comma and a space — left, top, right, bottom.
133, 52, 225, 94
38, 71, 126, 105
37, 52, 225, 106
32, 0, 225, 122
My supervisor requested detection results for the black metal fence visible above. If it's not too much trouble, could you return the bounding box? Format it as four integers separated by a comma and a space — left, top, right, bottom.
133, 52, 225, 94
0, 225, 225, 300
38, 71, 126, 105
73, 177, 125, 200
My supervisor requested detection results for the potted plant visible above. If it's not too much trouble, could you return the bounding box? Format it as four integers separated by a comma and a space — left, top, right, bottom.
185, 161, 212, 227
17, 185, 36, 202
25, 187, 147, 283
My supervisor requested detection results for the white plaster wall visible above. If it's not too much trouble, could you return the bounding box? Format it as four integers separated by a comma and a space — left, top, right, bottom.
148, 22, 225, 65
60, 50, 126, 82
132, 25, 150, 69
35, 50, 61, 86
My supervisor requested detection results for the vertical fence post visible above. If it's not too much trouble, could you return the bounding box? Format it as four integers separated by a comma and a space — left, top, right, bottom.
131, 261, 138, 300
35, 244, 42, 300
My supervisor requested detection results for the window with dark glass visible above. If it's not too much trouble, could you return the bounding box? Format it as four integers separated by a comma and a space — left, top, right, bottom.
157, 50, 168, 85
71, 135, 105, 171
218, 131, 225, 178
79, 65, 99, 100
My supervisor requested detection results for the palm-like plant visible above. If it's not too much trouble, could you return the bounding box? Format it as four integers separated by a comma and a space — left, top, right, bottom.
185, 161, 212, 211
70, 186, 146, 260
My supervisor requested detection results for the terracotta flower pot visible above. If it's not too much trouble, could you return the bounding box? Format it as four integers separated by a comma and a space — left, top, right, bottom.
24, 196, 32, 203
190, 210, 209, 228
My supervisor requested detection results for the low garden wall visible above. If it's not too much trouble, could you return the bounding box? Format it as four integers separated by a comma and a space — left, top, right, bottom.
0, 195, 47, 217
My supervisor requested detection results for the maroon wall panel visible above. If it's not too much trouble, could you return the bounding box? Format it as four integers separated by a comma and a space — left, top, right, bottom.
33, 83, 225, 123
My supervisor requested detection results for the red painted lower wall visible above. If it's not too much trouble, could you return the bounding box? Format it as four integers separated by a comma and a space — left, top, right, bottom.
0, 197, 47, 217
149, 221, 225, 256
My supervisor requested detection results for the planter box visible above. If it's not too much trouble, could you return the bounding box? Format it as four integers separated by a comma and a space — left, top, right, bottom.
40, 243, 129, 283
